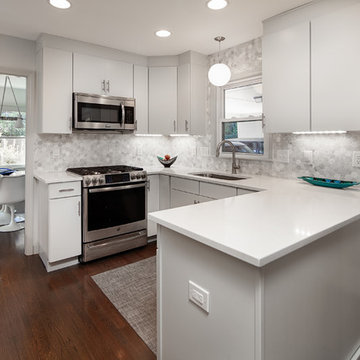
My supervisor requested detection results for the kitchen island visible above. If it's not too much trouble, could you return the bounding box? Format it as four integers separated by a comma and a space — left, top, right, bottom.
149, 174, 360, 360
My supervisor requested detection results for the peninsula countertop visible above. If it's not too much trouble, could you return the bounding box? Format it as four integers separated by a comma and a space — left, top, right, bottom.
148, 167, 360, 267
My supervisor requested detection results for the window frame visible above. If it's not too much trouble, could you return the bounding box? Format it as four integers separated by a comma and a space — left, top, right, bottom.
216, 75, 270, 161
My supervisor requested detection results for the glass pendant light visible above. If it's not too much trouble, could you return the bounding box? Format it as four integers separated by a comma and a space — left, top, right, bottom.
208, 36, 231, 87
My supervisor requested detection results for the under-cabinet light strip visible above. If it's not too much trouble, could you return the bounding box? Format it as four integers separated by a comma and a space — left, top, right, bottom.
292, 131, 347, 135
169, 134, 190, 137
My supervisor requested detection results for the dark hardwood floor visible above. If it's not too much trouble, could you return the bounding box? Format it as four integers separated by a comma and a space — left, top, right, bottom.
0, 231, 157, 360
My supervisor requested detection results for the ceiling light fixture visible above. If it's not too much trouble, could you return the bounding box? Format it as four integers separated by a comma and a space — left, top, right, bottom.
208, 36, 231, 87
155, 30, 171, 38
48, 0, 71, 9
207, 0, 228, 10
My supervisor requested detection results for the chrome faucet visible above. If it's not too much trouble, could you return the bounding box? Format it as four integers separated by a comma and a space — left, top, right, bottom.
216, 140, 240, 174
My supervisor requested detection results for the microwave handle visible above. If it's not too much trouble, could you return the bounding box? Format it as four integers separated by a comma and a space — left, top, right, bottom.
121, 103, 125, 127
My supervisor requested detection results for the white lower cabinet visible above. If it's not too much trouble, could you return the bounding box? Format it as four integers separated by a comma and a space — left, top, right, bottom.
147, 175, 160, 237
37, 180, 82, 272
171, 189, 213, 208
48, 196, 81, 262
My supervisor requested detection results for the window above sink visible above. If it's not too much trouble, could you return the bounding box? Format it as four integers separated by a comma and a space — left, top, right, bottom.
216, 75, 270, 160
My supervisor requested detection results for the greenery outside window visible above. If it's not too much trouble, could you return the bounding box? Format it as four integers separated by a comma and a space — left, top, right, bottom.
217, 75, 269, 159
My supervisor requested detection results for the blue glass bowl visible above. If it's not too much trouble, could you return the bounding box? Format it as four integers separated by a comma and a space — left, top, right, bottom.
298, 176, 360, 189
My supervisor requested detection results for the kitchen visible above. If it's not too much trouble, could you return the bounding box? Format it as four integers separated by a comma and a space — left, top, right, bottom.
1, 0, 360, 359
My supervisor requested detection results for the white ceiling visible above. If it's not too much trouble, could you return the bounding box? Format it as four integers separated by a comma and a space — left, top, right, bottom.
0, 0, 310, 56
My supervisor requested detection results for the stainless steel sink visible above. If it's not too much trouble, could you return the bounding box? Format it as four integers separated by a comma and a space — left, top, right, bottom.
190, 172, 248, 181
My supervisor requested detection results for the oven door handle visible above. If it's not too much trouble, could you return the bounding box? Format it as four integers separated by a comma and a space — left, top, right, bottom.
88, 183, 145, 193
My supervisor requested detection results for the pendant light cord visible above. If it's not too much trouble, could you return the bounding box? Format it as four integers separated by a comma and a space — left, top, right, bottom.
0, 76, 23, 120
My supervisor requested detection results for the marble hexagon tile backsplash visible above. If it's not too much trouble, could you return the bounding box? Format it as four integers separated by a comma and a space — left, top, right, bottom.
33, 36, 360, 181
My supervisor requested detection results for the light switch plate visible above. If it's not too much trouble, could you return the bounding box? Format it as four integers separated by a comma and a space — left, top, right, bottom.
352, 151, 360, 168
188, 280, 210, 313
276, 149, 290, 163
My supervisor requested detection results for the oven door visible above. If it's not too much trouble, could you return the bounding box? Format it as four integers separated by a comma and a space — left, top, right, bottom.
83, 182, 147, 243
73, 93, 123, 130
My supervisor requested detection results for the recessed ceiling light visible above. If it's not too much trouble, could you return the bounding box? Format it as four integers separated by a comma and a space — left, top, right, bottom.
155, 30, 171, 38
48, 0, 71, 9
207, 0, 228, 10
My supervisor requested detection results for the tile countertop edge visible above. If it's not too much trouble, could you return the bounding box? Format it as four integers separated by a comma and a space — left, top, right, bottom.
149, 211, 360, 268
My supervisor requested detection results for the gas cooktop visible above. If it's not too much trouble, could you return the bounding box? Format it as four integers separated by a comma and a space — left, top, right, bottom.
67, 165, 147, 187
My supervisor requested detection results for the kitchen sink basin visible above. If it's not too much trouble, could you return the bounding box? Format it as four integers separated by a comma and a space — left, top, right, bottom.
190, 172, 248, 181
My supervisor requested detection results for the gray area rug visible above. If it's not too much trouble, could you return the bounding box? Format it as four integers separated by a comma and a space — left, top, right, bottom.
92, 256, 157, 354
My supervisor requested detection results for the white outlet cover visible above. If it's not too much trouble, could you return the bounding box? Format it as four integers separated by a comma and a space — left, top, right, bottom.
188, 280, 210, 313
303, 150, 313, 164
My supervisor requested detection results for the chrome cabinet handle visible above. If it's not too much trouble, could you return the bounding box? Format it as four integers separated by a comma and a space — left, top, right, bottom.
193, 200, 200, 204
77, 200, 81, 216
59, 188, 75, 193
101, 80, 106, 92
185, 120, 189, 132
147, 180, 150, 191
173, 120, 176, 133
121, 104, 125, 128
106, 80, 110, 93
69, 116, 72, 131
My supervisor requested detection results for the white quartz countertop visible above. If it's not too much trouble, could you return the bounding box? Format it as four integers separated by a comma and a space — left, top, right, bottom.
34, 171, 82, 184
148, 166, 360, 267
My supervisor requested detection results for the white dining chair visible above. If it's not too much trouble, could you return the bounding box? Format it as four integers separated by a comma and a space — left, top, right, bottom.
0, 172, 25, 232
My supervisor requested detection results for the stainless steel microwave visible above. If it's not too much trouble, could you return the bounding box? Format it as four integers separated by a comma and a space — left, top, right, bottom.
73, 93, 136, 131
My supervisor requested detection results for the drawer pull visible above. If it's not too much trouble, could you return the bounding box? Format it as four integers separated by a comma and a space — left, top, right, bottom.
59, 188, 75, 193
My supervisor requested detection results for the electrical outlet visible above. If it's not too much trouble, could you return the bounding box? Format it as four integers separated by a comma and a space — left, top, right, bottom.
303, 150, 313, 164
352, 151, 360, 167
188, 280, 210, 313
276, 149, 290, 163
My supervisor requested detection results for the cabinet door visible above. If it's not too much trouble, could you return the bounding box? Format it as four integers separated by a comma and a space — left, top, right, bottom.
190, 63, 207, 136
147, 175, 159, 237
177, 63, 191, 134
312, 3, 360, 131
263, 22, 310, 133
107, 59, 133, 98
38, 47, 73, 134
149, 67, 177, 134
73, 53, 107, 95
134, 65, 149, 133
200, 182, 237, 200
159, 175, 171, 210
170, 189, 197, 208
48, 196, 81, 262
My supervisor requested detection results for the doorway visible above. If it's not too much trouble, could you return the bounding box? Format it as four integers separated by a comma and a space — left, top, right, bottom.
0, 73, 26, 233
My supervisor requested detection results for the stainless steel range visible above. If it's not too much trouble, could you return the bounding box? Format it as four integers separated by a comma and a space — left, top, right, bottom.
67, 165, 147, 262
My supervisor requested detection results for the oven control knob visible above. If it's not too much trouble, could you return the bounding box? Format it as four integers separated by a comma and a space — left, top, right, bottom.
91, 177, 98, 185
136, 174, 141, 179
131, 173, 136, 180
99, 178, 105, 185
141, 173, 146, 179
85, 178, 91, 186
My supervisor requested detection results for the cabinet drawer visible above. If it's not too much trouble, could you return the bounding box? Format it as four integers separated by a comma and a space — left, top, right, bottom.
171, 177, 199, 194
48, 181, 81, 199
200, 182, 236, 200
236, 188, 254, 196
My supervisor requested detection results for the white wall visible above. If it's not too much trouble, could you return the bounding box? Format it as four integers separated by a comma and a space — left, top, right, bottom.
0, 33, 36, 255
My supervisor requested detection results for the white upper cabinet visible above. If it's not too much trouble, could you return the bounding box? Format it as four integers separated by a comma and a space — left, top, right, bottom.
262, 22, 311, 133
177, 63, 191, 134
148, 67, 177, 134
134, 65, 149, 133
37, 47, 73, 134
311, 2, 360, 131
177, 58, 207, 135
73, 53, 133, 98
